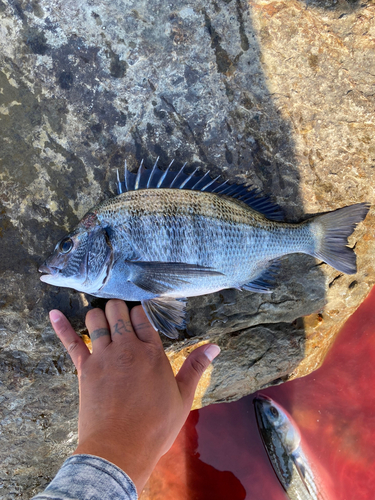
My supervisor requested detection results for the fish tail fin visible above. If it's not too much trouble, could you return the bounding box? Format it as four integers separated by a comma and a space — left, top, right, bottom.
310, 202, 370, 274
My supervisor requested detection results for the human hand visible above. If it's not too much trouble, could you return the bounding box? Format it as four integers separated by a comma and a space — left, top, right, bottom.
49, 299, 220, 494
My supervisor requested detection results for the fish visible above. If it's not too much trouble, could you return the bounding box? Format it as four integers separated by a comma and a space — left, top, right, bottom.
254, 395, 330, 500
39, 158, 370, 338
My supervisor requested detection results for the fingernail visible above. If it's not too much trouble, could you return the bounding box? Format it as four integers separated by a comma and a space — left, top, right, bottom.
204, 344, 221, 362
49, 310, 62, 323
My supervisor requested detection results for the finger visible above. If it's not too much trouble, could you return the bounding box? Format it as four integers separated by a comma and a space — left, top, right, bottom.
86, 308, 111, 352
105, 299, 136, 342
130, 305, 161, 344
176, 344, 220, 410
49, 310, 90, 374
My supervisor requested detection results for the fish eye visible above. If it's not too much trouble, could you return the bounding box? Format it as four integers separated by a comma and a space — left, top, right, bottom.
270, 406, 279, 418
59, 237, 73, 254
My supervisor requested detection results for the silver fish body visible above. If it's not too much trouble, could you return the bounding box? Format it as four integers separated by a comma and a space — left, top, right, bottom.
254, 395, 328, 500
39, 161, 369, 338
96, 189, 313, 299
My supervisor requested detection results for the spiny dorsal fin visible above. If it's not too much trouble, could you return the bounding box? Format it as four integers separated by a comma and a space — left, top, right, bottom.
116, 158, 284, 222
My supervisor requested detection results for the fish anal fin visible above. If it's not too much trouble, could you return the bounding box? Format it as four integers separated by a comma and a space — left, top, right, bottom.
127, 260, 223, 295
241, 259, 281, 293
142, 297, 187, 339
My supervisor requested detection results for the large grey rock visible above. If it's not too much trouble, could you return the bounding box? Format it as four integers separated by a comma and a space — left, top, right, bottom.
0, 0, 374, 497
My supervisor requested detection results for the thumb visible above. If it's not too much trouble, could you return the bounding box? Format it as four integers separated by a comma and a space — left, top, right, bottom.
176, 344, 220, 409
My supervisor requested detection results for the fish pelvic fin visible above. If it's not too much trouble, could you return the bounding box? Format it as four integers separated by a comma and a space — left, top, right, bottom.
291, 452, 315, 497
142, 297, 187, 339
310, 202, 370, 274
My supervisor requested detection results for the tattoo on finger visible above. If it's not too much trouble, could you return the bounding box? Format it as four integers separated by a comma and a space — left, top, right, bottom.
112, 319, 132, 336
135, 322, 153, 331
90, 328, 110, 341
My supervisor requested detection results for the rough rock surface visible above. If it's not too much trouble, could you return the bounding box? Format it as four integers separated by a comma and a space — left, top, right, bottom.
0, 0, 374, 497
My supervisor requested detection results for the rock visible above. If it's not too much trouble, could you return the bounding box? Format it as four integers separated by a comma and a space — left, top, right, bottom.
0, 0, 374, 496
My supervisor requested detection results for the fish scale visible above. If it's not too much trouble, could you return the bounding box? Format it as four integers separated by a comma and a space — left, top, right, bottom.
96, 189, 306, 291
39, 160, 369, 338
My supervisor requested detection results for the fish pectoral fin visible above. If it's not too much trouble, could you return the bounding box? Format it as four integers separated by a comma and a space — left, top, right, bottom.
126, 260, 223, 294
141, 297, 187, 339
291, 454, 311, 495
241, 259, 281, 293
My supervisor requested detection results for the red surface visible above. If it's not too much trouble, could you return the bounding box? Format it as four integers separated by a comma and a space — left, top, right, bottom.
145, 286, 375, 499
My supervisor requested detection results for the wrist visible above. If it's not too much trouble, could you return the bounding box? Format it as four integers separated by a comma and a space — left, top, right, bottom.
73, 438, 156, 493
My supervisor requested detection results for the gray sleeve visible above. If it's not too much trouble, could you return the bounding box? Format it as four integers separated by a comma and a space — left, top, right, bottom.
31, 454, 138, 500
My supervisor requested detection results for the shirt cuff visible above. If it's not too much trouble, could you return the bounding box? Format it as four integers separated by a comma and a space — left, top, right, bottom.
32, 454, 138, 500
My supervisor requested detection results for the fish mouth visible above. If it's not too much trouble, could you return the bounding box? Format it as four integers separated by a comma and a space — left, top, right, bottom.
39, 263, 60, 282
253, 394, 273, 432
39, 263, 59, 274
253, 394, 272, 404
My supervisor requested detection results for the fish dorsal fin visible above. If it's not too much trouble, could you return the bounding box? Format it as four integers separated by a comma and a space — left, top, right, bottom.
116, 159, 285, 222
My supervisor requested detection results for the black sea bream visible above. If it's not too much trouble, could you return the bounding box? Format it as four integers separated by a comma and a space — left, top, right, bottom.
39, 159, 369, 338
